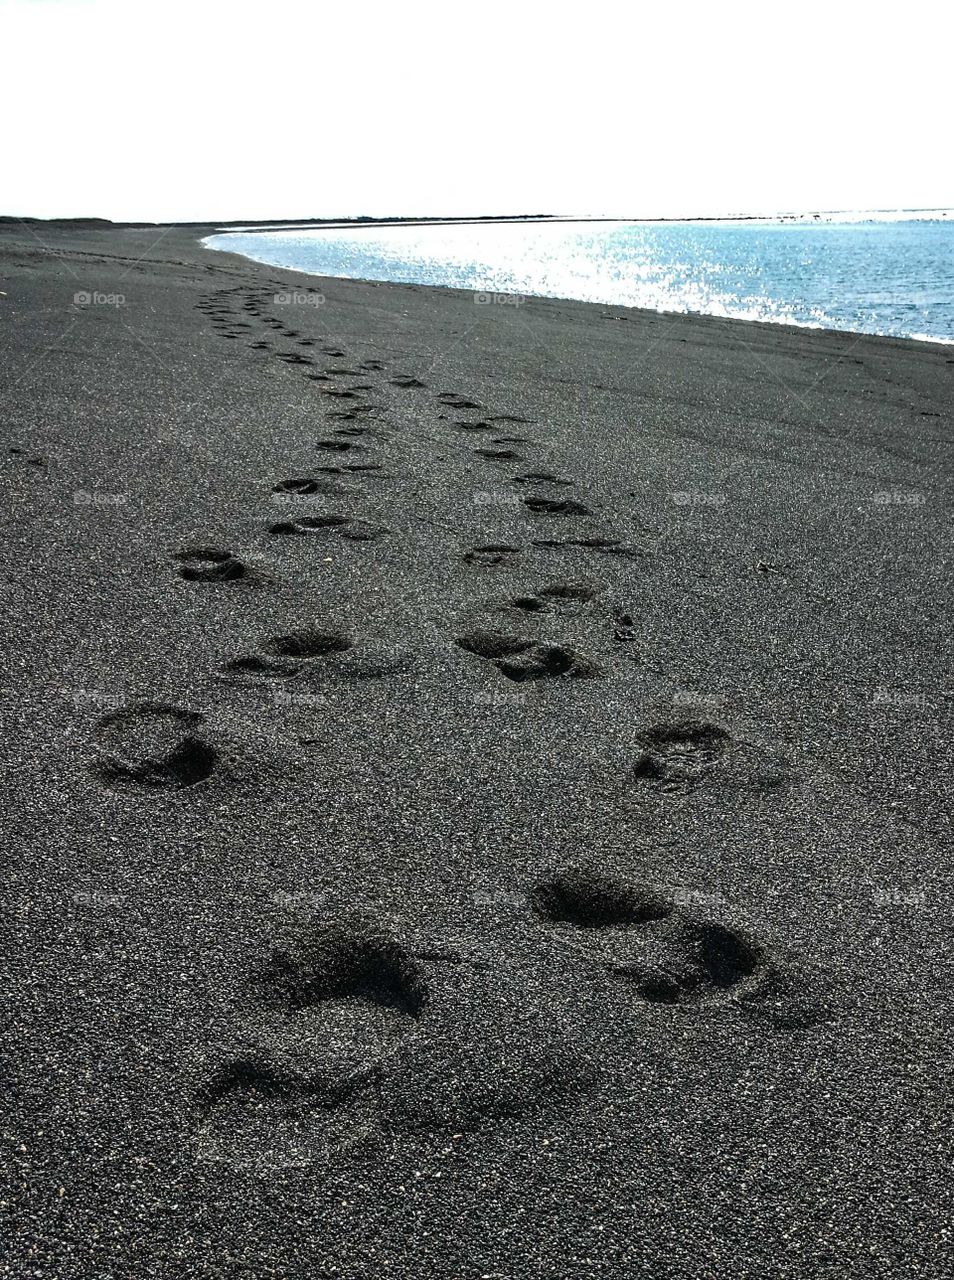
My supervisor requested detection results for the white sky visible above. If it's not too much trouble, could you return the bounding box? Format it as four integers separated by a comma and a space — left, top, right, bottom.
2, 0, 952, 222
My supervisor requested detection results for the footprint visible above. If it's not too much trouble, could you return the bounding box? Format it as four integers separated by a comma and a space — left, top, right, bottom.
490, 414, 530, 424
540, 582, 597, 602
272, 477, 345, 497
311, 464, 370, 476
476, 448, 522, 461
533, 536, 645, 560
173, 547, 248, 582
514, 471, 574, 487
454, 421, 495, 432
222, 629, 353, 681
221, 655, 292, 680
390, 376, 426, 389
200, 1056, 330, 1100
438, 394, 481, 409
259, 915, 427, 1016
316, 440, 366, 453
507, 582, 597, 614
267, 630, 353, 658
455, 632, 599, 681
523, 496, 591, 517
629, 721, 731, 793
509, 595, 547, 613
462, 544, 521, 567
196, 915, 426, 1168
612, 916, 762, 1007
90, 703, 217, 790
530, 864, 671, 928
269, 515, 385, 542
529, 864, 825, 1025
551, 880, 766, 1011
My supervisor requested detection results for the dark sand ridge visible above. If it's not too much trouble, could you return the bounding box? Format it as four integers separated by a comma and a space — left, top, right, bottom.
0, 220, 951, 1279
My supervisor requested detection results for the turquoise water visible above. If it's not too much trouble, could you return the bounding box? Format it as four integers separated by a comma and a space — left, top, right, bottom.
205, 216, 954, 343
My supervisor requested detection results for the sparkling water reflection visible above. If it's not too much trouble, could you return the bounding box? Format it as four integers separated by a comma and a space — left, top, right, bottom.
206, 217, 954, 343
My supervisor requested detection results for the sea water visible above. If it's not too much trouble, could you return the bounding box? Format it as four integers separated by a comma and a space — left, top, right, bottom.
205, 214, 954, 343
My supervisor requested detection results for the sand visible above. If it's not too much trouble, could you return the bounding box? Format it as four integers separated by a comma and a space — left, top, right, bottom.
1, 220, 951, 1279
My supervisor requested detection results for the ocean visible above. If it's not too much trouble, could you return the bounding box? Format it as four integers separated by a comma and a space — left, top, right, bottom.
204, 214, 954, 344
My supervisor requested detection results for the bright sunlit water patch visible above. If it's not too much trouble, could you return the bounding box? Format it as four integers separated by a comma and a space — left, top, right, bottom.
204, 217, 954, 343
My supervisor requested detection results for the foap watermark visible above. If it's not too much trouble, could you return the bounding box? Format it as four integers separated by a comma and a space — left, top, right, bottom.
271, 689, 329, 709
670, 491, 727, 508
69, 688, 124, 711
473, 687, 528, 709
73, 290, 125, 308
73, 490, 129, 507
72, 891, 126, 907
871, 687, 931, 710
872, 490, 925, 507
474, 291, 527, 307
271, 890, 328, 908
274, 291, 324, 307
474, 490, 521, 508
872, 887, 927, 907
673, 690, 726, 711
471, 886, 524, 908
668, 886, 728, 908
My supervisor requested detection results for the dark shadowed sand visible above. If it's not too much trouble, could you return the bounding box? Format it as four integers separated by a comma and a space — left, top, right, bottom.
1, 221, 951, 1279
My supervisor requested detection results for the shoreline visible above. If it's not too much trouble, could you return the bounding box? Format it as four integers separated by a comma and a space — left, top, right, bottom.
1, 220, 950, 1279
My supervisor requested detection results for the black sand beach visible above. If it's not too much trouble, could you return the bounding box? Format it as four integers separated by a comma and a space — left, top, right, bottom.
1, 222, 951, 1278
